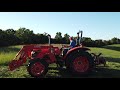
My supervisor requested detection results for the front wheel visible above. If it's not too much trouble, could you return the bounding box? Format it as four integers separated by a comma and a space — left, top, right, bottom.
27, 59, 48, 78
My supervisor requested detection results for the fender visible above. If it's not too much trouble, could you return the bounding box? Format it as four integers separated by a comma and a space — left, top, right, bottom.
63, 46, 90, 60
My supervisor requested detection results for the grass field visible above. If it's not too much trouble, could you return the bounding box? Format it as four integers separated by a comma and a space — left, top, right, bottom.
0, 44, 120, 78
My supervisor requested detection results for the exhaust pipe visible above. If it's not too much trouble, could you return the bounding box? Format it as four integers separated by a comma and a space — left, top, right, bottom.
76, 30, 83, 46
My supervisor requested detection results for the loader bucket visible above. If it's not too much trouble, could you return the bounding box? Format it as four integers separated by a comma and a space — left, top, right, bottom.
8, 45, 30, 71
9, 60, 23, 71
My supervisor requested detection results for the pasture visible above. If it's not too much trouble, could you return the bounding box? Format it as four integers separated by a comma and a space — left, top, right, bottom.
0, 44, 120, 78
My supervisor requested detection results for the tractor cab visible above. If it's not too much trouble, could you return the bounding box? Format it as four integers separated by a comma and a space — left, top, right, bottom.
62, 30, 84, 56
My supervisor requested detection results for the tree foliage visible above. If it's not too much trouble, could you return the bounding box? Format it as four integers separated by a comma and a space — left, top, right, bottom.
0, 28, 120, 47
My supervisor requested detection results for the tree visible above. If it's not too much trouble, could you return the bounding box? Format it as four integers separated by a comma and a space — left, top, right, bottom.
32, 33, 48, 44
55, 32, 62, 43
0, 30, 10, 46
15, 27, 35, 44
6, 29, 16, 35
62, 33, 70, 44
103, 40, 108, 45
94, 39, 105, 47
118, 39, 120, 44
55, 32, 62, 39
82, 37, 93, 47
5, 29, 20, 45
111, 37, 119, 44
2, 27, 120, 47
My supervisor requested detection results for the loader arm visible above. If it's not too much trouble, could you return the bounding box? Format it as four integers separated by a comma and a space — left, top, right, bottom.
8, 45, 34, 71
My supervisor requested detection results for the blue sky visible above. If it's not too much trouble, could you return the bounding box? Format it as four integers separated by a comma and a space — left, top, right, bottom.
0, 12, 120, 40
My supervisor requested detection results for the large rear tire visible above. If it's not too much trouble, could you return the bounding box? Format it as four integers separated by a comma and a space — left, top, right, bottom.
27, 59, 48, 78
67, 51, 94, 75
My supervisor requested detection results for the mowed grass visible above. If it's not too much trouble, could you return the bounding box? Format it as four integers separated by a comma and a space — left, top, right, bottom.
0, 44, 120, 78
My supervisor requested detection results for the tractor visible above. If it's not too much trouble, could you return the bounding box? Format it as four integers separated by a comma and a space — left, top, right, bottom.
8, 31, 96, 78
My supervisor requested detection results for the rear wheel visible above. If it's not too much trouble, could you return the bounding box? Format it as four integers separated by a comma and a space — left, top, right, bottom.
67, 51, 94, 75
27, 59, 48, 78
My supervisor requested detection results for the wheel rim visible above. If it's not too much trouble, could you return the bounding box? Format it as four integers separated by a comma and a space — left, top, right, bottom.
31, 62, 45, 76
73, 56, 89, 73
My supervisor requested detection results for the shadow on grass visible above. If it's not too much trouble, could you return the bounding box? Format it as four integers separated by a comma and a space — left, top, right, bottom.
0, 47, 20, 53
46, 67, 73, 78
105, 57, 120, 63
102, 45, 120, 52
91, 67, 120, 78
0, 63, 9, 66
46, 66, 120, 78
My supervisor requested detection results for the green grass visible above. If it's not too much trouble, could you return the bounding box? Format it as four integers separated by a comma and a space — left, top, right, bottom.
88, 45, 120, 78
0, 44, 120, 78
0, 45, 22, 65
89, 47, 120, 58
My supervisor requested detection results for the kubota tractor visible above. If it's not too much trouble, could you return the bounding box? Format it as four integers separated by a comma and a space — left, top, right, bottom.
8, 31, 95, 78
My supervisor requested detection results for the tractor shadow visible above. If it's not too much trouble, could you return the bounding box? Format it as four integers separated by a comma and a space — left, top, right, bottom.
46, 66, 120, 78
46, 67, 73, 78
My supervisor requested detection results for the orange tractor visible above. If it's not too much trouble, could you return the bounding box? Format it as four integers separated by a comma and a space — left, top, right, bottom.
8, 31, 103, 78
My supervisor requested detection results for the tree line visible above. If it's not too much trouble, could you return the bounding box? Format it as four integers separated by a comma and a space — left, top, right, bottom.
0, 27, 120, 47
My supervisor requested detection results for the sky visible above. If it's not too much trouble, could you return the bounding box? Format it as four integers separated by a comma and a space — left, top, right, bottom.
0, 12, 120, 40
